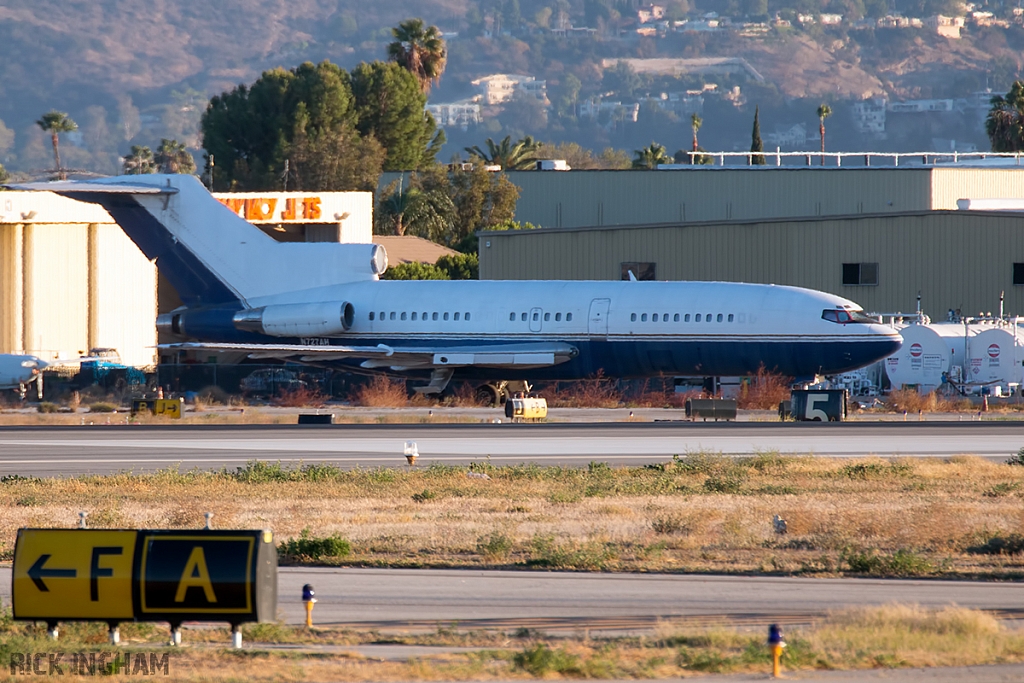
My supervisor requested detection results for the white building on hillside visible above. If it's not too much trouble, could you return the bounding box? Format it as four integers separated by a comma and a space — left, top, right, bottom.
852, 97, 887, 134
426, 101, 481, 129
471, 74, 549, 106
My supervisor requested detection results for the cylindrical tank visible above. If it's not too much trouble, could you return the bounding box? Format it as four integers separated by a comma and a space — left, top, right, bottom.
966, 327, 1024, 390
884, 323, 971, 393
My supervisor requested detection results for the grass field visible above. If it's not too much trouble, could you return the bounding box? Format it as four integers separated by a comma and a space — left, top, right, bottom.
4, 454, 1024, 577
2, 605, 1023, 681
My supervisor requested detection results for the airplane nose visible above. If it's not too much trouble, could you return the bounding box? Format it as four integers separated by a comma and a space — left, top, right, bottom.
35, 359, 48, 370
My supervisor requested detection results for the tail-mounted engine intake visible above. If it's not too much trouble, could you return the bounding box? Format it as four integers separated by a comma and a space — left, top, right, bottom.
233, 302, 355, 337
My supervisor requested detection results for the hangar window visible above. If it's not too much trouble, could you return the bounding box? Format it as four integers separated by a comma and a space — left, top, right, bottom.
631, 313, 637, 322
1014, 263, 1024, 285
620, 262, 656, 281
728, 314, 734, 322
510, 312, 516, 321
401, 312, 407, 320
390, 312, 396, 320
555, 313, 562, 321
842, 262, 878, 286
674, 314, 680, 322
544, 312, 550, 321
717, 314, 723, 322
566, 313, 572, 321
369, 312, 375, 321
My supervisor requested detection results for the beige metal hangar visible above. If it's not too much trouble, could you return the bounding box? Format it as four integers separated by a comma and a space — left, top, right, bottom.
501, 167, 1024, 229
478, 210, 1024, 317
0, 191, 157, 367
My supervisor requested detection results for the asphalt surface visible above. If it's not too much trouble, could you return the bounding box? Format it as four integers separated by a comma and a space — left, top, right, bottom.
5, 567, 1021, 631
0, 422, 1022, 476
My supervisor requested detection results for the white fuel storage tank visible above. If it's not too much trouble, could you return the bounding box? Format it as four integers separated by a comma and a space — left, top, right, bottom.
966, 327, 1024, 390
884, 323, 972, 393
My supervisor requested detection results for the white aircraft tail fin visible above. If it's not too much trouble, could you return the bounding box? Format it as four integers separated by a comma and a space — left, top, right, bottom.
7, 175, 387, 307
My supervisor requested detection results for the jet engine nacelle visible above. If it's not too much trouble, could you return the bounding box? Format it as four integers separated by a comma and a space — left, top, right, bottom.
232, 302, 355, 337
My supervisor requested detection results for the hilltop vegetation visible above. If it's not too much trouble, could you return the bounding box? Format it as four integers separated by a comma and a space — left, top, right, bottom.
0, 0, 1022, 176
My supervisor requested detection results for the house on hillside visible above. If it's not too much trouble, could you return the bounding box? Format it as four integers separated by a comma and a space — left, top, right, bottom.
637, 4, 666, 23
852, 98, 887, 135
426, 101, 481, 130
471, 74, 548, 106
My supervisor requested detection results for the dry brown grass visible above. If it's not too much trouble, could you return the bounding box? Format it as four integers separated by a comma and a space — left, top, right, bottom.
543, 372, 623, 408
4, 455, 1024, 577
885, 388, 975, 413
351, 375, 413, 407
3, 605, 1024, 681
737, 367, 791, 410
273, 385, 328, 408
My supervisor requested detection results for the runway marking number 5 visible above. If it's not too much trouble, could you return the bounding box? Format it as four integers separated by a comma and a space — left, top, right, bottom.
805, 395, 830, 421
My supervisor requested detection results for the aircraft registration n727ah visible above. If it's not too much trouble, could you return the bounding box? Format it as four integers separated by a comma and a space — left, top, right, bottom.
11, 175, 901, 396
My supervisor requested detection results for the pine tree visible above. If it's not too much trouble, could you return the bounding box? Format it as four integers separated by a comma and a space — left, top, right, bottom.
751, 106, 766, 165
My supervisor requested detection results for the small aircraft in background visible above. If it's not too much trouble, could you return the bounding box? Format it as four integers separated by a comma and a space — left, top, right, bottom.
0, 354, 47, 399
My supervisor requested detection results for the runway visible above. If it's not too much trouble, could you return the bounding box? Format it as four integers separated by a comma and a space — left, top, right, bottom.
0, 422, 1021, 476
1, 567, 1022, 631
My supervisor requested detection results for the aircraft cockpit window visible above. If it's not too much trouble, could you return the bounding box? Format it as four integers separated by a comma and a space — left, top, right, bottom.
822, 309, 876, 324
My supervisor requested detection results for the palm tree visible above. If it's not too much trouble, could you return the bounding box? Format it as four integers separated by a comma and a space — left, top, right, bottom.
36, 110, 77, 180
464, 135, 542, 170
378, 186, 454, 240
817, 103, 832, 164
986, 81, 1024, 152
632, 142, 670, 169
690, 113, 703, 164
122, 145, 155, 175
388, 19, 447, 93
155, 138, 196, 174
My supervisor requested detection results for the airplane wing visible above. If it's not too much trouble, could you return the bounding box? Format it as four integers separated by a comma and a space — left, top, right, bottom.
160, 341, 578, 370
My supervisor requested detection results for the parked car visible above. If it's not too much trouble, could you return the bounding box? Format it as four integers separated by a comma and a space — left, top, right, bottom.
240, 368, 307, 395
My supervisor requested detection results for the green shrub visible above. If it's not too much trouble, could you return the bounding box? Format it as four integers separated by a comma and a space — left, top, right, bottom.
37, 402, 58, 413
411, 489, 436, 502
984, 482, 1019, 497
476, 532, 514, 562
1007, 448, 1024, 466
512, 644, 580, 676
233, 460, 292, 483
279, 528, 351, 562
703, 475, 743, 494
88, 402, 117, 413
841, 548, 932, 576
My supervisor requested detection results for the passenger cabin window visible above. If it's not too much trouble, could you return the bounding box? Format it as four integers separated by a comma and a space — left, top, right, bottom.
717, 314, 723, 322
521, 312, 527, 321
706, 313, 712, 322
369, 312, 375, 321
411, 312, 418, 320
631, 313, 637, 322
728, 314, 734, 322
842, 262, 879, 286
620, 262, 656, 281
532, 312, 539, 321
566, 313, 572, 321
433, 312, 438, 321
422, 311, 428, 319
663, 313, 668, 321
444, 312, 449, 321
390, 312, 396, 320
454, 312, 460, 321
509, 312, 516, 321
401, 312, 407, 320
555, 313, 562, 321
822, 309, 877, 324
685, 314, 690, 322
641, 313, 647, 322
674, 314, 680, 322
695, 314, 701, 322
544, 312, 550, 321
465, 312, 471, 320
652, 314, 658, 322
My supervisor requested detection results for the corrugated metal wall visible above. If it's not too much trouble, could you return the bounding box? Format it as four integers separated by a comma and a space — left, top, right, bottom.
504, 168, 935, 228
479, 211, 1024, 316
930, 168, 1024, 209
24, 223, 89, 359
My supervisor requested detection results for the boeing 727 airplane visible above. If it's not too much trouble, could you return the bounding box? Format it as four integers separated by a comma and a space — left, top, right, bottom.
10, 175, 901, 398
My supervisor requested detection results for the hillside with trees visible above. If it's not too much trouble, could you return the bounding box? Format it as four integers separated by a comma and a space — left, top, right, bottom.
0, 0, 1023, 178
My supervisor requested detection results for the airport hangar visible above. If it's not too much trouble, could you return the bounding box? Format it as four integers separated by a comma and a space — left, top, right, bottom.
477, 165, 1024, 318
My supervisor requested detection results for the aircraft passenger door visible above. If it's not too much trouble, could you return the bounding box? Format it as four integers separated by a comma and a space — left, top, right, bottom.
529, 307, 543, 332
588, 298, 610, 337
